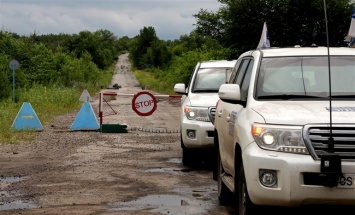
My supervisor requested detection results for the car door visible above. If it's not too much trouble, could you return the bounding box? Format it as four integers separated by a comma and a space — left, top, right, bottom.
218, 57, 254, 174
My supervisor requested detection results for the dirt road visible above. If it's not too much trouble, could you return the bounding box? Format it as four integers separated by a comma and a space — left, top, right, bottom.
1, 54, 351, 215
0, 54, 235, 215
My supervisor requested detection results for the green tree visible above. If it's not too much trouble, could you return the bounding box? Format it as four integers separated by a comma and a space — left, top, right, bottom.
129, 26, 159, 69
194, 0, 354, 57
144, 40, 172, 68
94, 29, 119, 68
34, 33, 72, 53
0, 30, 113, 100
0, 54, 11, 100
116, 36, 131, 53
66, 30, 119, 70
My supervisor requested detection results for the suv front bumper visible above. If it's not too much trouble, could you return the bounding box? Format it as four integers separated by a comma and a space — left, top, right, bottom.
243, 143, 355, 207
181, 118, 214, 148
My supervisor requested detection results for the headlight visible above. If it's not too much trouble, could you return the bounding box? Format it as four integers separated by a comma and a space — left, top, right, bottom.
252, 123, 308, 154
184, 107, 210, 122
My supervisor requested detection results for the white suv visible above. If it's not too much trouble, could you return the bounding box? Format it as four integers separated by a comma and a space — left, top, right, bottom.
213, 47, 355, 214
174, 60, 237, 165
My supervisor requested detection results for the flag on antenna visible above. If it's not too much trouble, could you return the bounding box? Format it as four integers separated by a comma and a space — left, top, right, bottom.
348, 5, 355, 37
257, 22, 271, 49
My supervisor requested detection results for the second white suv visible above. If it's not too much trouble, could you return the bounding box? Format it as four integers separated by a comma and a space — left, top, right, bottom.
174, 60, 237, 165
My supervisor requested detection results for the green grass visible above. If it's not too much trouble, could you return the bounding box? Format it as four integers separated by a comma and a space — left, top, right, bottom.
0, 85, 82, 144
0, 67, 114, 145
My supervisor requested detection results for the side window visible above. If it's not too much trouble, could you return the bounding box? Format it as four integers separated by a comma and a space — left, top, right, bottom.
187, 62, 201, 90
228, 60, 242, 83
228, 57, 254, 102
233, 59, 251, 85
240, 59, 254, 101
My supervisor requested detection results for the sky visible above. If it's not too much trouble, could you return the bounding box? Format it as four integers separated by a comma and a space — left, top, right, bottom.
0, 0, 221, 40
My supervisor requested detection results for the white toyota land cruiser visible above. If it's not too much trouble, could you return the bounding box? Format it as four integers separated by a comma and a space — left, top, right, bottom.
174, 60, 237, 165
213, 47, 355, 214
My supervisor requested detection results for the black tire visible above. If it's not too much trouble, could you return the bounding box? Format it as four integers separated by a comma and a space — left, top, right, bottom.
181, 134, 193, 166
212, 130, 219, 181
182, 146, 193, 166
238, 164, 257, 215
217, 149, 232, 204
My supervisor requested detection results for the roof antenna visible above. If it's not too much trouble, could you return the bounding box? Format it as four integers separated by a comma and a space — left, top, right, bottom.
323, 0, 334, 152
311, 29, 318, 47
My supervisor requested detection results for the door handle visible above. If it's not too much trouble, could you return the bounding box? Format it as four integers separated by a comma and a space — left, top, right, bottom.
217, 109, 223, 117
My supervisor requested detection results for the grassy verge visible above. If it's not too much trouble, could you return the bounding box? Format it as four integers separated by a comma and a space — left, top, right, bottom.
0, 68, 113, 145
134, 70, 176, 95
0, 65, 176, 144
0, 86, 81, 144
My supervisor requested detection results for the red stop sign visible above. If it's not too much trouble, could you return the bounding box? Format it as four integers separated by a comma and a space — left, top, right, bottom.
132, 91, 157, 116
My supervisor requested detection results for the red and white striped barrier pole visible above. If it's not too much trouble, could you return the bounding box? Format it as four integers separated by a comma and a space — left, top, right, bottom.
98, 91, 182, 126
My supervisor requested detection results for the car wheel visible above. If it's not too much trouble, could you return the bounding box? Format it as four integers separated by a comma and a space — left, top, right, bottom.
217, 148, 232, 204
182, 147, 192, 165
238, 164, 257, 215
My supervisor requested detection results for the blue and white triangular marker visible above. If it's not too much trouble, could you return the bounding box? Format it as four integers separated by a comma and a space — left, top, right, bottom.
70, 101, 99, 131
79, 89, 93, 102
11, 102, 44, 131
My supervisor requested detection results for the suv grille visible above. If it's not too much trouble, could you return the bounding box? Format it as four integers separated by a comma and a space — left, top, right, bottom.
208, 107, 216, 124
303, 125, 355, 160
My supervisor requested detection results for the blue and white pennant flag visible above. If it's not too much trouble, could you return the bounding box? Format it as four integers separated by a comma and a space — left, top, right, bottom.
348, 5, 355, 37
257, 22, 271, 49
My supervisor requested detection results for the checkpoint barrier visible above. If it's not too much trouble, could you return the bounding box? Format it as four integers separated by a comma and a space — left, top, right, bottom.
99, 91, 182, 133
10, 91, 181, 133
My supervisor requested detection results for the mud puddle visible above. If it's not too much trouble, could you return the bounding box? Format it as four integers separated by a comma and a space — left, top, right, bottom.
108, 183, 227, 215
0, 176, 37, 211
108, 194, 210, 215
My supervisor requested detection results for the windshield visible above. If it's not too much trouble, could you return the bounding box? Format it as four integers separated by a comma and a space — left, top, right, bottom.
192, 67, 232, 92
256, 56, 355, 99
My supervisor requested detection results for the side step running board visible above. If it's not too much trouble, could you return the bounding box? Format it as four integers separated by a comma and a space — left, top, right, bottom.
221, 173, 235, 192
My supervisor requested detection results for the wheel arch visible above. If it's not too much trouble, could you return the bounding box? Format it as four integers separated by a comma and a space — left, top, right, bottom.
234, 142, 243, 193
212, 128, 219, 181
180, 127, 185, 149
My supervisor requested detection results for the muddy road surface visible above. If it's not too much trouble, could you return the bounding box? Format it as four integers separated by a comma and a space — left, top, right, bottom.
0, 54, 350, 215
0, 54, 235, 215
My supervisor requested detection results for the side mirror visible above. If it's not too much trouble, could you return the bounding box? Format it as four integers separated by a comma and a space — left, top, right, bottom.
174, 83, 187, 95
218, 84, 241, 101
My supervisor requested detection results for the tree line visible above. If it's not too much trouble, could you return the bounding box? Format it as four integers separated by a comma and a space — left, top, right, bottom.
0, 0, 353, 101
129, 0, 353, 90
0, 29, 127, 101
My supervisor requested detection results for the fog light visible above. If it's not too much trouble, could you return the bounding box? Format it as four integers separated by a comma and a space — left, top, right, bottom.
187, 130, 196, 139
259, 169, 277, 187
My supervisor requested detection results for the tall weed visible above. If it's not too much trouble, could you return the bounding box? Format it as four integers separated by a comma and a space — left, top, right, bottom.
0, 86, 80, 144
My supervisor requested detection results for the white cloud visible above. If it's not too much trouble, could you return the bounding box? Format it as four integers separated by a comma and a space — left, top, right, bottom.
0, 0, 220, 40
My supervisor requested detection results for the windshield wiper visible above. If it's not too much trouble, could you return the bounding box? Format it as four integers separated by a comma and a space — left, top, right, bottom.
257, 94, 324, 100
